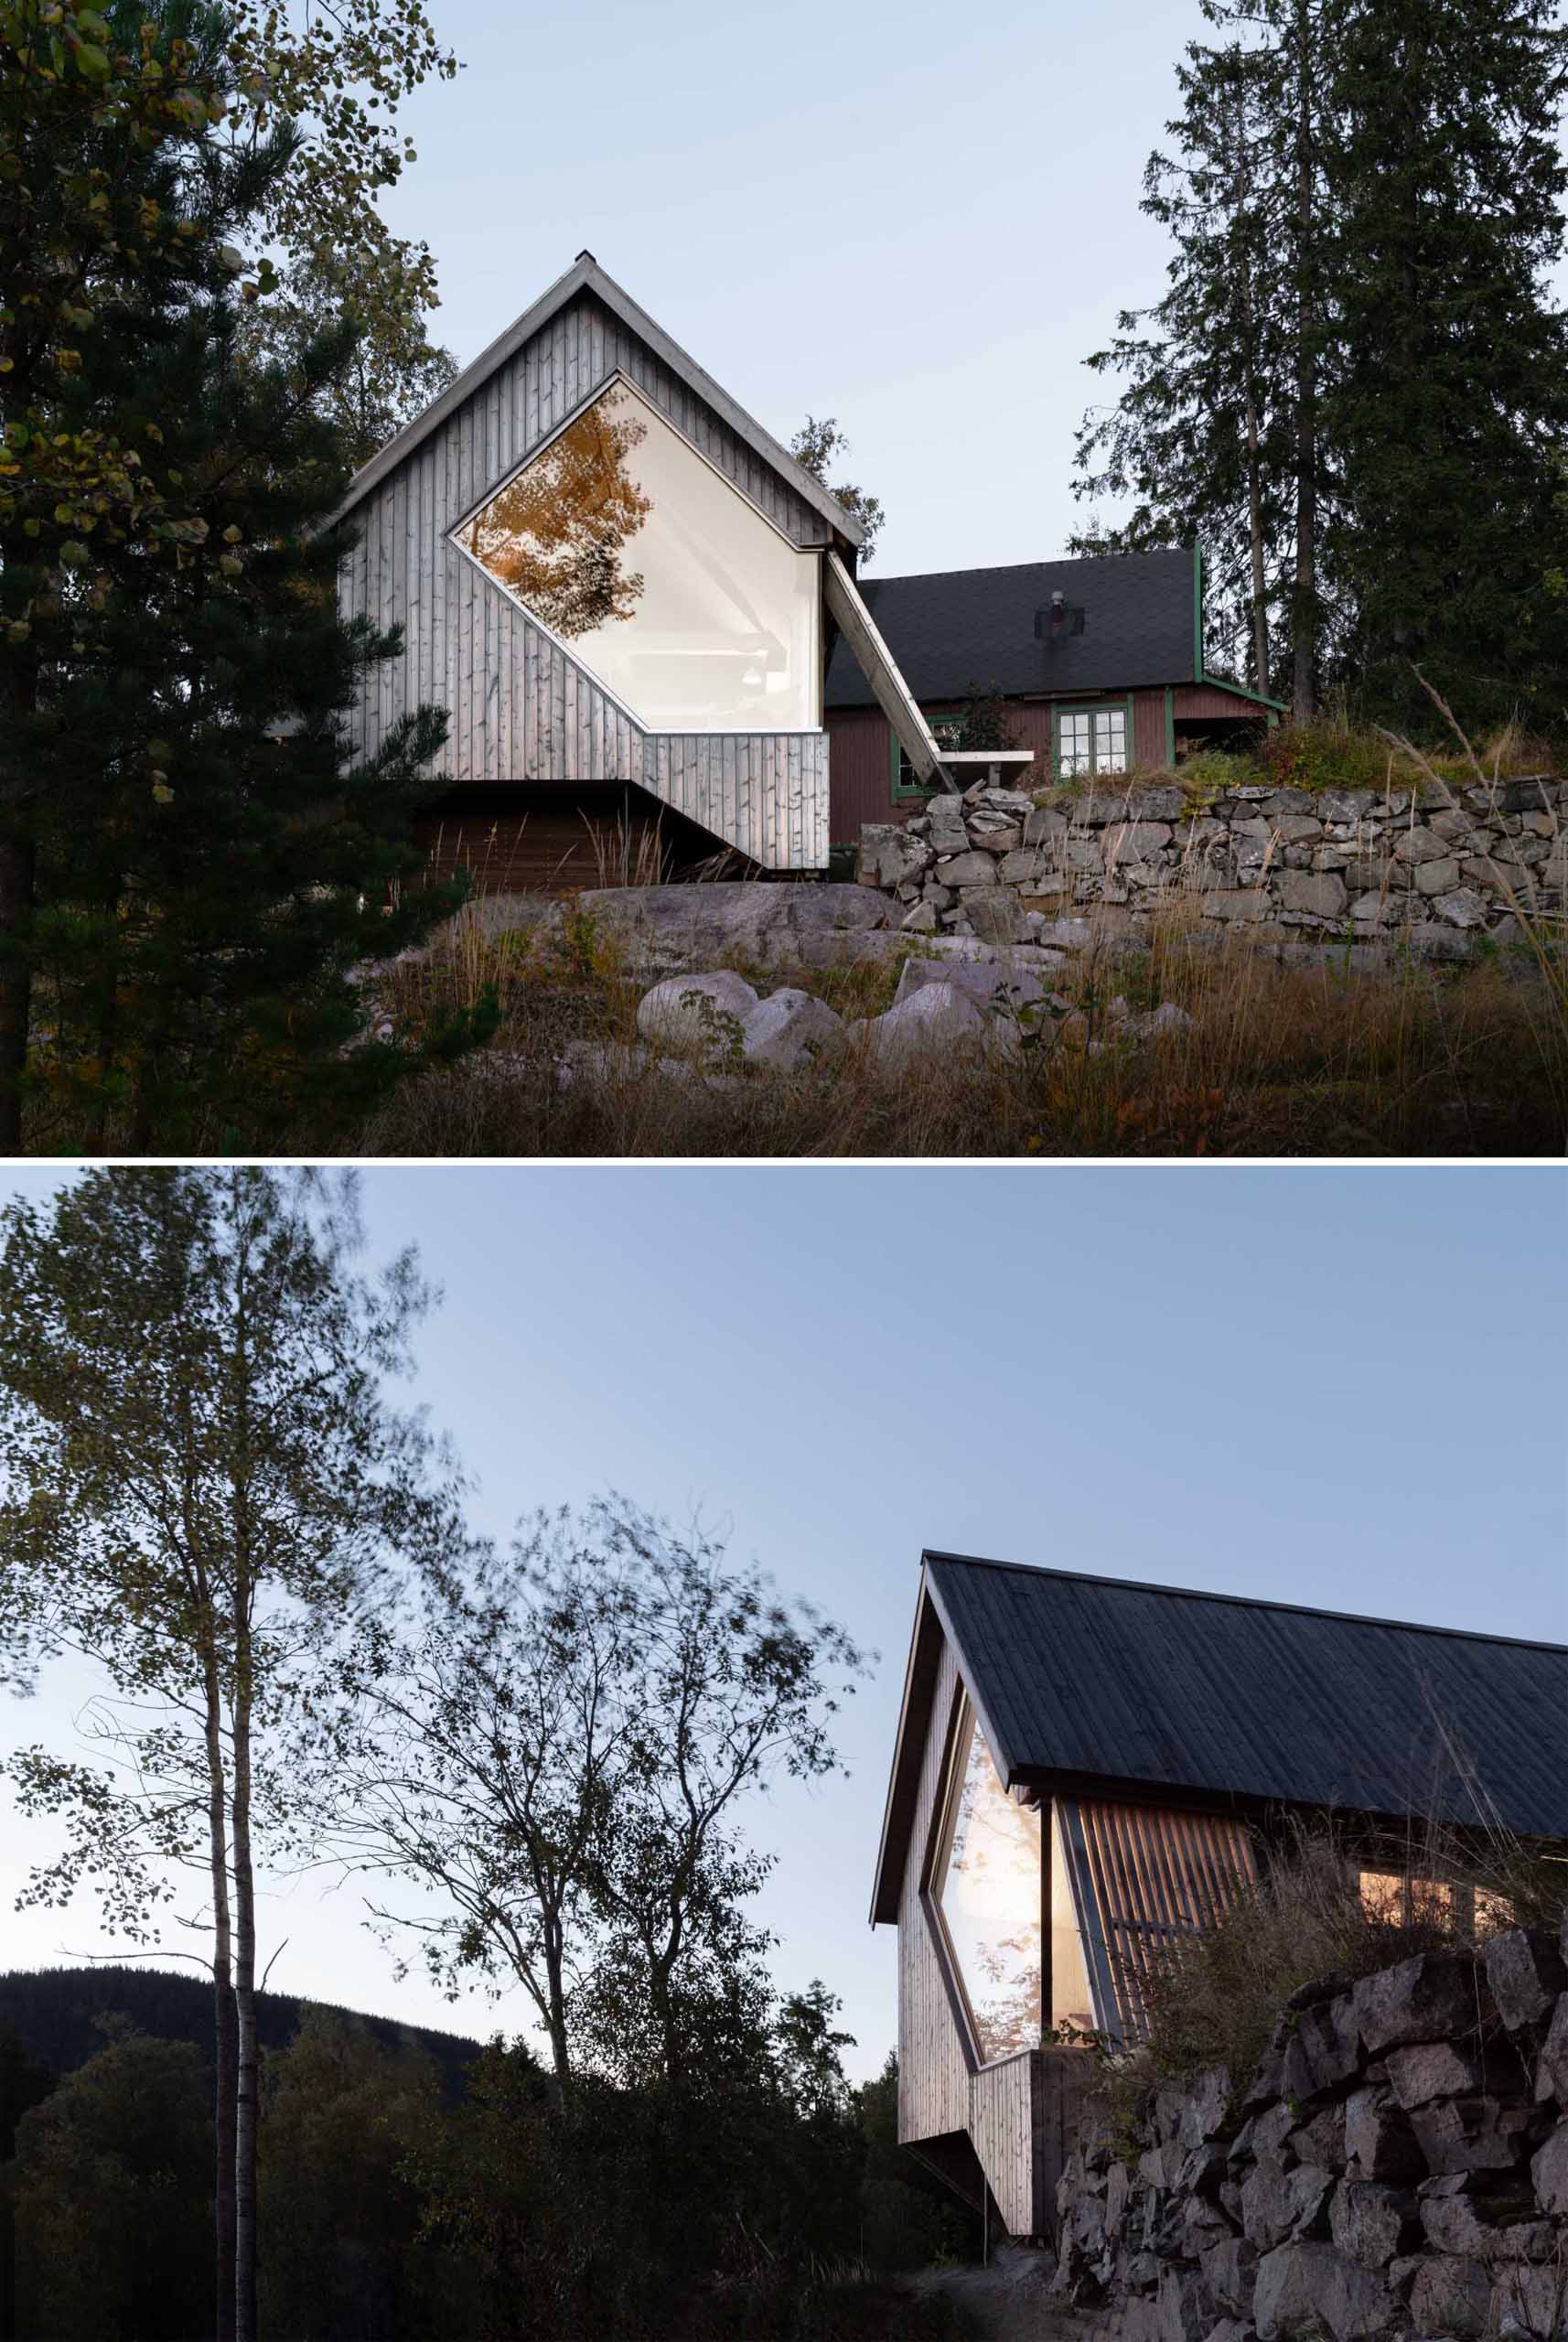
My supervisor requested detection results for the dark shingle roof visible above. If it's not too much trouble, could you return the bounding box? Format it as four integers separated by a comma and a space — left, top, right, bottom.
922, 1553, 1568, 1842
824, 548, 1199, 706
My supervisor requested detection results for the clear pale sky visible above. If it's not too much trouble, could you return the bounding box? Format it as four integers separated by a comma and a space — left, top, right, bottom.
1, 1166, 1563, 2079
363, 0, 1568, 583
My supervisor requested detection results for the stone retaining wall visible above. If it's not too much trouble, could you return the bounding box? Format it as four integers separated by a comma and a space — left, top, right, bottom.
855, 776, 1567, 960
1053, 1924, 1568, 2342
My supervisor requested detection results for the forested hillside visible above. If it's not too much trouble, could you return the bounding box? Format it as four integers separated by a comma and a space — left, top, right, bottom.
0, 1966, 481, 2099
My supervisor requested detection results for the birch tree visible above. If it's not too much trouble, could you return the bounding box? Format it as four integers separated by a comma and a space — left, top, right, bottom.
320, 1500, 869, 2094
0, 1166, 456, 2342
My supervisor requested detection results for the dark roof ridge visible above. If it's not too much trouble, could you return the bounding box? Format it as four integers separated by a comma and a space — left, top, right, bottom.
863, 549, 1191, 587
921, 1549, 1567, 1658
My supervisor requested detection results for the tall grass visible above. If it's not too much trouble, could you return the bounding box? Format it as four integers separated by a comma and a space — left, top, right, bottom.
1124, 1815, 1563, 2090
355, 900, 1566, 1157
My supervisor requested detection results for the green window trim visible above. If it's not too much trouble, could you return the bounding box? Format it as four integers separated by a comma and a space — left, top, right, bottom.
1051, 696, 1136, 783
891, 708, 964, 800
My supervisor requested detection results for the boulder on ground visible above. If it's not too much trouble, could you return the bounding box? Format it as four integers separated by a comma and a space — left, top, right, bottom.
739, 987, 843, 1069
893, 955, 1047, 1015
579, 883, 903, 973
853, 981, 986, 1061
636, 970, 757, 1054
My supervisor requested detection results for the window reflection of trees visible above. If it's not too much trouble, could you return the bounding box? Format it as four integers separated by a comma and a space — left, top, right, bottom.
940, 1721, 1041, 2063
462, 390, 651, 639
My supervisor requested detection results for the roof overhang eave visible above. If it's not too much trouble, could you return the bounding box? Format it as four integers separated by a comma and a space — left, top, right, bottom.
328, 252, 866, 548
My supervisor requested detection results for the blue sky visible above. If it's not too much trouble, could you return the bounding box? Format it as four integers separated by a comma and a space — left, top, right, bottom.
1, 1166, 1563, 2078
365, 0, 1568, 583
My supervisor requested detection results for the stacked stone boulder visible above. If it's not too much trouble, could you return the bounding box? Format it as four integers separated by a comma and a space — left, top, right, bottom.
1053, 1922, 1568, 2342
856, 776, 1566, 961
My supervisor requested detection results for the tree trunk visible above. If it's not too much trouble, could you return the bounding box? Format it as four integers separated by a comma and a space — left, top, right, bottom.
543, 1922, 573, 2100
229, 1192, 259, 2342
1292, 0, 1319, 721
1245, 381, 1271, 695
203, 1654, 238, 2342
1228, 69, 1273, 699
0, 823, 35, 1154
231, 1667, 257, 2342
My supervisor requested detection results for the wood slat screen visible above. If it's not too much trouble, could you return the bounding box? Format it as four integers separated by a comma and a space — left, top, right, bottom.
1057, 1800, 1256, 2043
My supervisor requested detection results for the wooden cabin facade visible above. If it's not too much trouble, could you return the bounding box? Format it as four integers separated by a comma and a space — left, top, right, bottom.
331, 253, 954, 885
825, 550, 1284, 846
871, 1554, 1568, 2243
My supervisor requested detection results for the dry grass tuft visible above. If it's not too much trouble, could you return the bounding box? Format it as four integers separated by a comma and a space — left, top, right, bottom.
1132, 1816, 1564, 2090
357, 908, 1567, 1158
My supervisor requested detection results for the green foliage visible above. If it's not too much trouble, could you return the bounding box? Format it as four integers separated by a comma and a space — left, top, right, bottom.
1074, 0, 1568, 732
1, 0, 470, 1150
1071, 19, 1301, 694
11, 2027, 213, 2342
1321, 0, 1568, 734
1260, 715, 1402, 793
410, 2020, 973, 2340
789, 416, 885, 564
951, 685, 1018, 754
258, 2011, 448, 2342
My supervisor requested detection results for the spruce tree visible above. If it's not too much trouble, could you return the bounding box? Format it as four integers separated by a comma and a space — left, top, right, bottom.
1324, 0, 1568, 731
1072, 34, 1297, 693
4, 0, 475, 1153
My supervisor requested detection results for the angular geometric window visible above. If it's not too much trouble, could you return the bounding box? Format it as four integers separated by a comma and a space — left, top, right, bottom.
935, 1712, 1043, 2063
454, 377, 821, 735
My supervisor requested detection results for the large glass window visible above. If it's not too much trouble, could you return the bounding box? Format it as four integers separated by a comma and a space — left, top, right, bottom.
937, 1715, 1041, 2061
455, 378, 821, 735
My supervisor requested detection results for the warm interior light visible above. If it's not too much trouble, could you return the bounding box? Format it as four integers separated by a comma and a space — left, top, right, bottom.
938, 1714, 1043, 2061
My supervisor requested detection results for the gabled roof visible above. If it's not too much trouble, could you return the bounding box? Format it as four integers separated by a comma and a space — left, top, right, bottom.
870, 1553, 1568, 1925
332, 252, 865, 547
827, 548, 1221, 704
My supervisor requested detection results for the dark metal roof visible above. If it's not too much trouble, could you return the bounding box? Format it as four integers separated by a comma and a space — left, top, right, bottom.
924, 1553, 1568, 1841
825, 548, 1203, 706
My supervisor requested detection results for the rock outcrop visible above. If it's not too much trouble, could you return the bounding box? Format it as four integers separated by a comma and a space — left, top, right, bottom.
1054, 1924, 1568, 2342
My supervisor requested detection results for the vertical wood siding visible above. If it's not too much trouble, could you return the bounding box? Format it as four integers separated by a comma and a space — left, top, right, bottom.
341, 291, 828, 869
1060, 1799, 1257, 2044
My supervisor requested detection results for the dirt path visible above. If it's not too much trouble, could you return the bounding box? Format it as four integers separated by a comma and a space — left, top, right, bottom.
909, 2245, 1091, 2342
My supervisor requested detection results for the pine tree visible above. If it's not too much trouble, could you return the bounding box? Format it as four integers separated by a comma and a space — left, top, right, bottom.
27, 275, 467, 1151
1323, 0, 1568, 730
3, 0, 475, 1154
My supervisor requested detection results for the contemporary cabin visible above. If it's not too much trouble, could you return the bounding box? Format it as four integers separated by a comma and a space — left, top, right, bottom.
331, 253, 954, 888
871, 1552, 1568, 2244
824, 550, 1284, 846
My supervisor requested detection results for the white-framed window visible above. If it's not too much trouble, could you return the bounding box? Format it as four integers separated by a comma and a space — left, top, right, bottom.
1056, 704, 1128, 779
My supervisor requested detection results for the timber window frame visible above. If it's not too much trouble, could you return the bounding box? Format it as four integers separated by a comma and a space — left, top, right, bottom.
1051, 697, 1134, 782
